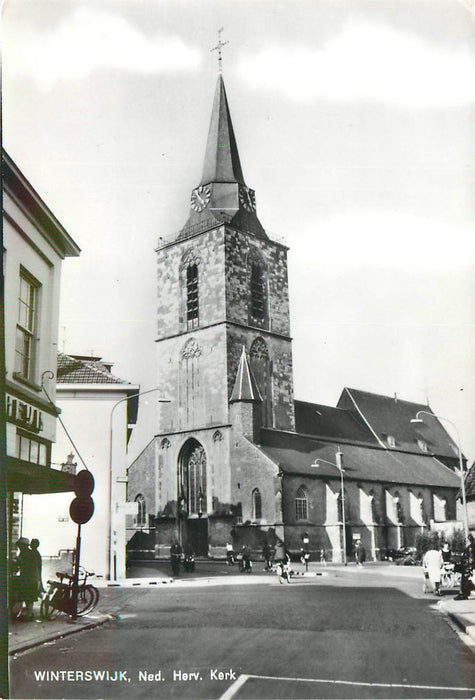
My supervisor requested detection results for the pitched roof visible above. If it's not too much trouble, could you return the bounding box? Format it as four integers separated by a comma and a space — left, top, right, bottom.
294, 400, 376, 444
229, 346, 263, 403
57, 353, 129, 385
338, 388, 460, 460
465, 463, 475, 501
258, 428, 460, 489
200, 75, 245, 187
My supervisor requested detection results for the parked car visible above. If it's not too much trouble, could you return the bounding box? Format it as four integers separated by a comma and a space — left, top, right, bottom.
383, 547, 420, 565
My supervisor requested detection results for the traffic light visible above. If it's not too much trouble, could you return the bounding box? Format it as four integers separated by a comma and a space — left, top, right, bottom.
69, 470, 95, 525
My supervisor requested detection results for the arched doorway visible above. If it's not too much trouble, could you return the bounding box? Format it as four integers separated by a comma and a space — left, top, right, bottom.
178, 439, 208, 556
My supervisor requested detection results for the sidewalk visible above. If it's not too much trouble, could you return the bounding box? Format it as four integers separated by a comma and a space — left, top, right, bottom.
8, 611, 115, 656
438, 597, 475, 644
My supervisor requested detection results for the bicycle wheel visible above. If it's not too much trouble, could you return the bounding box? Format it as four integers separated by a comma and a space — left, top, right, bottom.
76, 585, 99, 616
40, 589, 62, 620
10, 598, 23, 620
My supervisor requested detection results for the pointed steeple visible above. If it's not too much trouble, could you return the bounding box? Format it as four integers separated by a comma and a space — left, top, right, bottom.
200, 76, 245, 187
180, 74, 267, 240
230, 347, 263, 403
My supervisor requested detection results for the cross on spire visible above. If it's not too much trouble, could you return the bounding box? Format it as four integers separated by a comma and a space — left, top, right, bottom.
211, 27, 229, 74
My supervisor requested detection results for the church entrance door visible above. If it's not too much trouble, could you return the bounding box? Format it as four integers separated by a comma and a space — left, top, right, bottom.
186, 518, 208, 557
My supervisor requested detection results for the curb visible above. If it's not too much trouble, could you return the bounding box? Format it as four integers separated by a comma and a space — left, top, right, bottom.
438, 601, 475, 645
9, 613, 116, 656
96, 578, 173, 588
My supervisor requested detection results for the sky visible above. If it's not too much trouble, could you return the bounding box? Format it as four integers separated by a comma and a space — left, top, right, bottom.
3, 0, 475, 464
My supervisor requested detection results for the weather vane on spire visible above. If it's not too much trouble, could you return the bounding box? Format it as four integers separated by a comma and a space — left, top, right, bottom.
211, 27, 229, 74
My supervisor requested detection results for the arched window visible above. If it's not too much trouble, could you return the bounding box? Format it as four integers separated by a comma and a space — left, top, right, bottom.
135, 494, 146, 527
178, 439, 207, 515
394, 491, 405, 524
186, 263, 199, 328
295, 487, 308, 521
250, 337, 272, 427
250, 263, 265, 319
417, 492, 427, 524
252, 488, 262, 520
248, 249, 267, 327
369, 489, 380, 523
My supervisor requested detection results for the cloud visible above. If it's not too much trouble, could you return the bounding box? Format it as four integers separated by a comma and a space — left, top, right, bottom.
237, 21, 475, 107
4, 7, 201, 87
293, 212, 474, 268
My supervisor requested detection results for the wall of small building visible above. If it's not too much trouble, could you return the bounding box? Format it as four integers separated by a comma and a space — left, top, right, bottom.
22, 387, 131, 580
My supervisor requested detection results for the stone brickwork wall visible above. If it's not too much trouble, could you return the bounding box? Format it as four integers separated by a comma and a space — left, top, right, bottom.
156, 227, 226, 338
127, 438, 158, 540
157, 327, 229, 432
224, 229, 290, 336
230, 430, 280, 525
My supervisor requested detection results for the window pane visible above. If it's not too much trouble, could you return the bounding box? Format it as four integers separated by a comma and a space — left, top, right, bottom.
30, 440, 39, 464
187, 265, 199, 322
15, 327, 33, 378
38, 443, 47, 466
20, 437, 30, 461
251, 264, 265, 318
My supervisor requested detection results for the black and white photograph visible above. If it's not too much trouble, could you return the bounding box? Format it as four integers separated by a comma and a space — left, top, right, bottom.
3, 1, 475, 698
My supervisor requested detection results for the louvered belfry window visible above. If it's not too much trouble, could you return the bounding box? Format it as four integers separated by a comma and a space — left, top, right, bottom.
186, 263, 199, 327
250, 263, 265, 319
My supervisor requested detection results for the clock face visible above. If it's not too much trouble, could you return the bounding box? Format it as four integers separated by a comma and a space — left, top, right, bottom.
239, 186, 256, 212
190, 185, 211, 213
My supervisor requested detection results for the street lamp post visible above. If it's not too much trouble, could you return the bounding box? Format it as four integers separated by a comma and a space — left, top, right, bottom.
311, 450, 347, 565
410, 410, 469, 541
108, 388, 170, 581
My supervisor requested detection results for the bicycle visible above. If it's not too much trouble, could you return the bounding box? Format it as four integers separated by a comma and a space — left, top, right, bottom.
9, 573, 24, 620
440, 562, 459, 591
40, 567, 99, 619
274, 560, 292, 584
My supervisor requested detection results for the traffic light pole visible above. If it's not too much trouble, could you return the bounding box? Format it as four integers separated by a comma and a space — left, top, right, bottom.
71, 523, 82, 620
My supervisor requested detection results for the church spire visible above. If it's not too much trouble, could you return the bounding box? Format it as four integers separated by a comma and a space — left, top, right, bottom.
200, 75, 245, 187
181, 52, 267, 239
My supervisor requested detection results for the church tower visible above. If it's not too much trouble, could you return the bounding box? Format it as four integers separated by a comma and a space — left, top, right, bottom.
149, 73, 294, 554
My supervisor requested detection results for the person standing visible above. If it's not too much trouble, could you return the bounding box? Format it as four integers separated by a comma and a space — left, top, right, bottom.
262, 542, 273, 571
225, 542, 235, 565
30, 538, 44, 598
354, 540, 366, 567
14, 538, 38, 620
455, 534, 475, 600
423, 546, 444, 596
441, 542, 452, 564
170, 540, 182, 577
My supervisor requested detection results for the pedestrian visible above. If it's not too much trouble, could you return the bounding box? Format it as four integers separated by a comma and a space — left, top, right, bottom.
170, 540, 182, 577
14, 538, 38, 620
441, 542, 451, 564
320, 548, 327, 566
455, 534, 475, 600
422, 546, 444, 596
262, 541, 273, 571
29, 538, 45, 598
274, 539, 286, 564
354, 540, 366, 567
225, 541, 235, 565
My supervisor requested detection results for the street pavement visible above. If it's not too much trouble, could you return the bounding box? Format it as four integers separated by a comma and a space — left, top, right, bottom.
8, 562, 475, 699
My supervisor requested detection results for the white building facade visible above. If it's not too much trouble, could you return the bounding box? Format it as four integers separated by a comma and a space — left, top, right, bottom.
22, 354, 139, 580
3, 151, 80, 549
